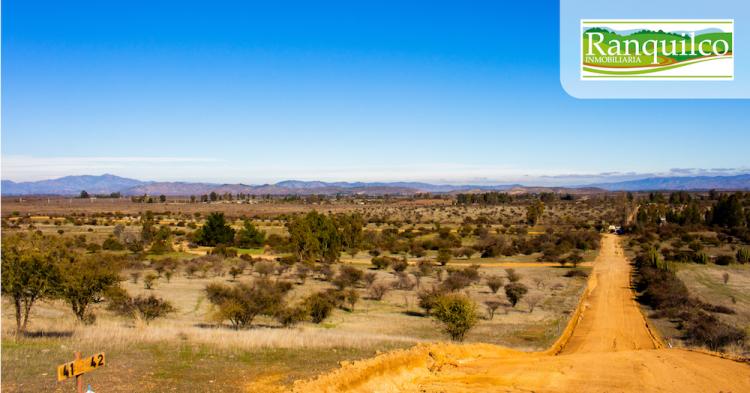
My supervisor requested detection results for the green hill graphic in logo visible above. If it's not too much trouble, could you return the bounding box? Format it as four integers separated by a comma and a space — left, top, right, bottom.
581, 20, 734, 80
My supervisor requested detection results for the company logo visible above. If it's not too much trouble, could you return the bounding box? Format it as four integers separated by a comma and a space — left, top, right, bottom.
581, 20, 734, 80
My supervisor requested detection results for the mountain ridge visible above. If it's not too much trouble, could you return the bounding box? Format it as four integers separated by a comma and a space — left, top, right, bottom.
2, 173, 749, 196
588, 174, 750, 191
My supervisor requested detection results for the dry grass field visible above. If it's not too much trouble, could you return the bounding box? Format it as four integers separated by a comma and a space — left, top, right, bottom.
677, 264, 750, 344
2, 261, 589, 391
0, 196, 619, 391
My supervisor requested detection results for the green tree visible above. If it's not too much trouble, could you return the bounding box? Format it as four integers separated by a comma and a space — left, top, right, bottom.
287, 211, 342, 263
526, 201, 545, 225
198, 212, 236, 246
234, 220, 266, 248
431, 293, 478, 341
57, 253, 122, 323
140, 211, 156, 244
149, 226, 174, 254
1, 234, 64, 333
335, 213, 364, 255
205, 279, 291, 329
710, 194, 746, 228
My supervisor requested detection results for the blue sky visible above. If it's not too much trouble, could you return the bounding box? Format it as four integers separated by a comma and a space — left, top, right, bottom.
2, 0, 749, 185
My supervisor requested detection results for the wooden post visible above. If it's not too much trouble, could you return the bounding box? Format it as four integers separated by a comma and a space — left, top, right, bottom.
74, 352, 83, 393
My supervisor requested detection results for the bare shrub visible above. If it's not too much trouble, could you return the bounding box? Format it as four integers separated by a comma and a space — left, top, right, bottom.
108, 290, 175, 324
485, 275, 504, 294
143, 273, 158, 290
525, 293, 543, 313
393, 272, 416, 290
254, 261, 276, 278
363, 272, 377, 286
484, 300, 502, 320
505, 268, 521, 283
368, 282, 390, 301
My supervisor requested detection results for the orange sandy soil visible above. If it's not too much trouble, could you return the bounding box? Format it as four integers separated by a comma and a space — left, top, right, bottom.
287, 235, 750, 393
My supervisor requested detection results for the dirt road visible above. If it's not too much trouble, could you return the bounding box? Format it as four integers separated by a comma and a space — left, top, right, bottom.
559, 235, 658, 354
292, 235, 750, 393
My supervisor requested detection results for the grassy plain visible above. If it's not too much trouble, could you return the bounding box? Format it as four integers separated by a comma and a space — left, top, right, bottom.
1, 196, 615, 391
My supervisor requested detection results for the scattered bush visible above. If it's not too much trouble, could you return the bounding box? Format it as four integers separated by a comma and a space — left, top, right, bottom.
505, 268, 521, 283
440, 265, 481, 292
417, 286, 445, 315
390, 258, 408, 273
363, 272, 377, 286
417, 260, 435, 277
436, 248, 452, 266
333, 265, 364, 289
305, 292, 336, 323
205, 279, 291, 329
210, 244, 238, 258
275, 306, 308, 327
635, 260, 745, 351
371, 256, 392, 270
682, 310, 745, 351
143, 273, 158, 290
344, 289, 360, 311
431, 293, 478, 341
504, 282, 528, 307
109, 292, 175, 324
485, 275, 504, 294
228, 265, 243, 281
484, 300, 503, 320
392, 272, 416, 290
368, 282, 390, 300
525, 294, 543, 313
254, 261, 276, 277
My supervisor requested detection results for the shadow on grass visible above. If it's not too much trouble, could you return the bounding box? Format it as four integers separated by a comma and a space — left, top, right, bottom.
23, 330, 74, 338
192, 322, 288, 330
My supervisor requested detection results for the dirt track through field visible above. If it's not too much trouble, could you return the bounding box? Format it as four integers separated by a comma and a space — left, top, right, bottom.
290, 235, 750, 393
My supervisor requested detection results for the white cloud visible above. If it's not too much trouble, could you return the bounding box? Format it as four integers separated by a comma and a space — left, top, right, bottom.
1, 156, 223, 181
2, 155, 748, 186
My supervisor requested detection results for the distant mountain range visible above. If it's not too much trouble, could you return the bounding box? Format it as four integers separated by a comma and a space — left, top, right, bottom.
1, 174, 145, 195
2, 173, 749, 196
588, 174, 750, 191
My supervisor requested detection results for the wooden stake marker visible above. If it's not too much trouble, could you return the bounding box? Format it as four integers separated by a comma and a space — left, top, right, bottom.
57, 352, 105, 392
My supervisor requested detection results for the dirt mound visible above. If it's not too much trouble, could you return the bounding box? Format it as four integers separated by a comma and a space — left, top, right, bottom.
292, 235, 750, 393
